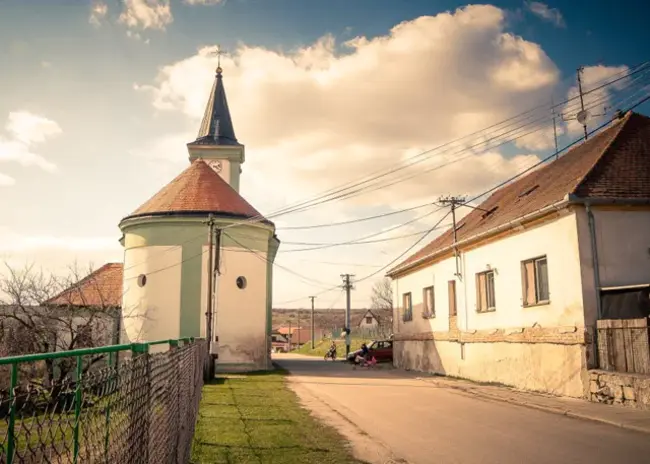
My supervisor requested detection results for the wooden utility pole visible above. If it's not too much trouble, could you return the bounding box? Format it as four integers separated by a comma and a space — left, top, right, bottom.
438, 196, 466, 280
341, 274, 355, 357
309, 296, 316, 349
297, 309, 301, 349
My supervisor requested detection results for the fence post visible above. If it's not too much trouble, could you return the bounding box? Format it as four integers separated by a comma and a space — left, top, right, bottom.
169, 340, 181, 464
73, 355, 83, 464
7, 362, 17, 464
103, 350, 117, 463
130, 343, 151, 464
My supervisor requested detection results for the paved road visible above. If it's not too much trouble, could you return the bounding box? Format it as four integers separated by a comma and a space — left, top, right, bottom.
275, 354, 650, 464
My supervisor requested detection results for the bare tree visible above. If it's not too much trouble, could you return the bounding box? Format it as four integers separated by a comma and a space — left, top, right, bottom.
0, 261, 123, 391
370, 277, 393, 337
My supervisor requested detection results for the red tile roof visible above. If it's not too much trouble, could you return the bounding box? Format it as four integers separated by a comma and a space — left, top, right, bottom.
46, 263, 124, 307
123, 159, 266, 222
389, 111, 650, 276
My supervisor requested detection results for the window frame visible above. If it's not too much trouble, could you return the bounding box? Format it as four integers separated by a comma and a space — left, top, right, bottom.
422, 286, 435, 318
365, 316, 373, 324
521, 255, 550, 307
402, 292, 413, 322
476, 270, 496, 313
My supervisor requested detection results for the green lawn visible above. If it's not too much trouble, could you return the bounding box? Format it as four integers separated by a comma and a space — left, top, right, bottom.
291, 339, 366, 358
191, 368, 366, 464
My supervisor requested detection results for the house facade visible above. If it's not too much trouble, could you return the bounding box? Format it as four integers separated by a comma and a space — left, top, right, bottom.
357, 310, 380, 329
387, 111, 650, 398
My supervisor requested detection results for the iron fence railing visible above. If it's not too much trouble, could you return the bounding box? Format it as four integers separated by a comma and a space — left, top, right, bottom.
0, 337, 206, 464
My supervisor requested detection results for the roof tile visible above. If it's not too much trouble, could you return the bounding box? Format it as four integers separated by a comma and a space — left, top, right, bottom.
124, 159, 265, 221
46, 263, 124, 307
390, 111, 650, 275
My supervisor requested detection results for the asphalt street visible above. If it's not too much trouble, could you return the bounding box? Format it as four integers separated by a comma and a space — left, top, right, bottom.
274, 354, 650, 464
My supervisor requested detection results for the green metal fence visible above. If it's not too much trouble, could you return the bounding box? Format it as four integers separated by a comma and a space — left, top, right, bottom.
0, 337, 206, 464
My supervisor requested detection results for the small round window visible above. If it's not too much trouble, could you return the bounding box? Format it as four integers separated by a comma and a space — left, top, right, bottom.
137, 274, 147, 288
236, 276, 247, 290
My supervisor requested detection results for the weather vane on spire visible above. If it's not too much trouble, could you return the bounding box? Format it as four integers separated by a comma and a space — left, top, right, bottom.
211, 45, 227, 75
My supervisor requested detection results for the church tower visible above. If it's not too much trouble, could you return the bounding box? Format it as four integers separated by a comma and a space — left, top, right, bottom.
186, 64, 244, 192
118, 62, 280, 372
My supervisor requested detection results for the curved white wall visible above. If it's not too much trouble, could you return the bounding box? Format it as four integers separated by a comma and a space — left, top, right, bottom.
121, 245, 183, 343
213, 246, 268, 368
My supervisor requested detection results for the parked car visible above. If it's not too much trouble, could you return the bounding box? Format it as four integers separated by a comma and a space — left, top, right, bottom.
346, 340, 393, 363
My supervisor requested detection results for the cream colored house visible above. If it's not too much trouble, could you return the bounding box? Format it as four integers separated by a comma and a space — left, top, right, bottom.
117, 65, 280, 371
357, 310, 380, 329
387, 111, 650, 398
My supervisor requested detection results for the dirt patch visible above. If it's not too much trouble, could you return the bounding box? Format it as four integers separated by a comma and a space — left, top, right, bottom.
286, 378, 408, 464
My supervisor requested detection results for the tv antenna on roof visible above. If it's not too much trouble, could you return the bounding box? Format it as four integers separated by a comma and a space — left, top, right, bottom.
562, 66, 607, 141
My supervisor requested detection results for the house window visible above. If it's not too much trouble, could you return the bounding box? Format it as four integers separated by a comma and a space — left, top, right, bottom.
448, 280, 457, 317
522, 256, 549, 306
365, 317, 373, 324
422, 286, 435, 318
402, 292, 413, 322
476, 271, 496, 312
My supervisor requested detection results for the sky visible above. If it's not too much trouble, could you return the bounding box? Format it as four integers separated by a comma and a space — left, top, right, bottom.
1, 0, 649, 310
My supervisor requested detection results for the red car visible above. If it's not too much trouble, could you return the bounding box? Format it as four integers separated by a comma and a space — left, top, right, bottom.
347, 340, 393, 363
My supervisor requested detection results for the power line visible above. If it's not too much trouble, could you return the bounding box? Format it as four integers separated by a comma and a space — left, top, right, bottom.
218, 62, 650, 231
222, 232, 336, 289
355, 209, 454, 284
122, 68, 650, 298
266, 85, 650, 306
276, 200, 436, 230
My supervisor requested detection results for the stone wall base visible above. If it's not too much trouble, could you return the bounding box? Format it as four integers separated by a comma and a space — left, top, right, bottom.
589, 370, 650, 409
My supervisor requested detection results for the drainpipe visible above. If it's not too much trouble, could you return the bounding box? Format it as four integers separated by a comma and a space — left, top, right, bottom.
585, 203, 602, 320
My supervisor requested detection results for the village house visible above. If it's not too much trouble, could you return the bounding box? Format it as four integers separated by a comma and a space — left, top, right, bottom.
356, 309, 381, 330
387, 111, 650, 398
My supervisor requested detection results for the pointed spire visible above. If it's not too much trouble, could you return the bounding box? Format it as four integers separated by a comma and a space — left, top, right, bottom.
192, 61, 240, 146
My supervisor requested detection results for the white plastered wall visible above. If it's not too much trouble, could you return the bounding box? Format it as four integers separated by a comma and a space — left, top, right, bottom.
392, 211, 588, 397
212, 246, 269, 369
121, 245, 183, 344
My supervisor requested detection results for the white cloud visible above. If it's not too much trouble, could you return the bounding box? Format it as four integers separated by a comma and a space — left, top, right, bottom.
183, 0, 225, 4
126, 30, 151, 44
0, 112, 61, 175
137, 4, 559, 213
41, 61, 52, 68
525, 2, 565, 28
89, 1, 108, 28
6, 112, 62, 145
0, 172, 15, 186
0, 228, 120, 253
119, 0, 173, 31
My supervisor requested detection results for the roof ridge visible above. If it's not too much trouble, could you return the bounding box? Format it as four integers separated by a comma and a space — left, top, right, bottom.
569, 112, 631, 196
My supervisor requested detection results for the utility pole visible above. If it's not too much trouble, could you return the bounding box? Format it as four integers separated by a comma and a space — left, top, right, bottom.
577, 66, 589, 141
203, 214, 218, 381
297, 309, 301, 350
438, 196, 466, 280
341, 274, 355, 357
309, 296, 316, 349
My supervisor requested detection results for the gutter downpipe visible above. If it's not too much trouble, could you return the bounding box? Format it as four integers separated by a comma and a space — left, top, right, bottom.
585, 202, 603, 320
585, 201, 602, 370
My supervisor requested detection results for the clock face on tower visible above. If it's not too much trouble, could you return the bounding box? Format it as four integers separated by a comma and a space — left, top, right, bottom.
208, 160, 223, 173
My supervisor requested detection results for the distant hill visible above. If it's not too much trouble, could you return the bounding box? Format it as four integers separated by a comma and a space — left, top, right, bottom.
272, 307, 370, 330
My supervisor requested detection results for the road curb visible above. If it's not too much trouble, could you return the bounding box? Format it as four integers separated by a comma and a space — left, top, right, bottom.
435, 383, 650, 435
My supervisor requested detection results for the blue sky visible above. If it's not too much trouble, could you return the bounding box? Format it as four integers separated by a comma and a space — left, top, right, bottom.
0, 0, 648, 308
